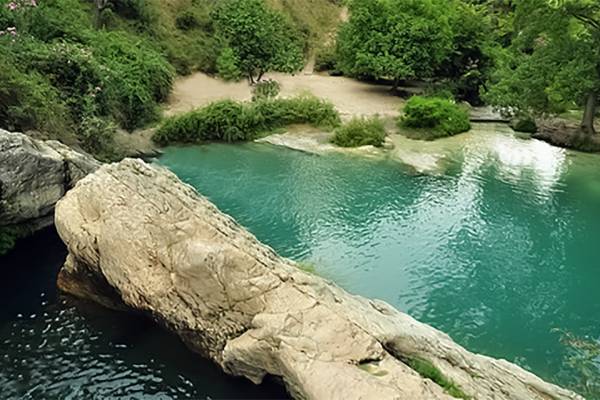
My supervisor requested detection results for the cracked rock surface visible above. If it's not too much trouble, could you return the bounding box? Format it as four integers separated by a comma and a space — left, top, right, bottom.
0, 129, 99, 231
55, 159, 583, 400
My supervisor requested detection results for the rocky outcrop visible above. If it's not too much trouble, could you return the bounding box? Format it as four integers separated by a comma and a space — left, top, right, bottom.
0, 129, 100, 232
55, 159, 583, 400
534, 121, 600, 153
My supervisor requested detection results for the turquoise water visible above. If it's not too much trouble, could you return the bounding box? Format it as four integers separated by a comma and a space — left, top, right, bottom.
157, 132, 600, 397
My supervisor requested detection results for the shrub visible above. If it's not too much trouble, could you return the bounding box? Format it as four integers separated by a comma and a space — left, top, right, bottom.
0, 56, 73, 140
175, 10, 199, 31
332, 117, 386, 147
153, 96, 340, 145
78, 115, 119, 161
93, 31, 175, 130
21, 41, 107, 120
252, 79, 281, 101
314, 45, 337, 73
252, 96, 341, 129
399, 96, 471, 140
216, 47, 242, 81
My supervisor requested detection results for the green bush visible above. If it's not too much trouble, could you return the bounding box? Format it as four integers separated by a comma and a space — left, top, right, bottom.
93, 31, 175, 130
78, 114, 119, 161
314, 45, 338, 73
251, 96, 340, 129
252, 79, 281, 101
216, 47, 242, 81
332, 117, 386, 147
175, 10, 199, 31
0, 56, 73, 141
399, 96, 471, 140
153, 96, 340, 145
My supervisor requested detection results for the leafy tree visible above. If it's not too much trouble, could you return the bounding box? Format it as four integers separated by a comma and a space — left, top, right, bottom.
336, 0, 493, 103
436, 2, 495, 105
486, 0, 600, 134
211, 0, 304, 83
336, 0, 453, 88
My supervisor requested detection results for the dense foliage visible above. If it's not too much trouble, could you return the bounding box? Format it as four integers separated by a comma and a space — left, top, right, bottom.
0, 0, 174, 158
399, 96, 471, 139
0, 0, 340, 158
336, 0, 494, 104
212, 0, 304, 82
332, 117, 386, 147
153, 96, 340, 145
485, 0, 600, 134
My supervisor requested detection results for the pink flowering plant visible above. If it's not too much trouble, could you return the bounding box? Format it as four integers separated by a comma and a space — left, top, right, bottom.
0, 0, 37, 38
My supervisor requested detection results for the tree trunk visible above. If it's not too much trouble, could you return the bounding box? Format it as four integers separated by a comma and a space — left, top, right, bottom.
94, 0, 109, 29
581, 91, 597, 135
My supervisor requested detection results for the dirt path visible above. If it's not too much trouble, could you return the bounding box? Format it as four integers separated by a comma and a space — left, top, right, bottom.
165, 72, 404, 119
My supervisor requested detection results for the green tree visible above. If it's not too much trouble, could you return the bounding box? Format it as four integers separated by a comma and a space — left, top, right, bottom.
336, 0, 453, 88
211, 0, 304, 83
486, 0, 599, 134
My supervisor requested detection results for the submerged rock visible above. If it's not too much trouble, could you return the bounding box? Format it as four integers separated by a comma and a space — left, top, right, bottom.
0, 129, 100, 233
55, 159, 582, 400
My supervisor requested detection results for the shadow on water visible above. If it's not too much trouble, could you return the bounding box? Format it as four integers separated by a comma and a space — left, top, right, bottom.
0, 227, 289, 399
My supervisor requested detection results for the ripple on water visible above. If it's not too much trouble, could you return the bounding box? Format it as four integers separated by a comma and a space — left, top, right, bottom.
0, 228, 289, 400
156, 133, 600, 397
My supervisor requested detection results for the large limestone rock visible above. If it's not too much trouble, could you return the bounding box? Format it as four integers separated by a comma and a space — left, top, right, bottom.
55, 159, 583, 400
0, 129, 99, 231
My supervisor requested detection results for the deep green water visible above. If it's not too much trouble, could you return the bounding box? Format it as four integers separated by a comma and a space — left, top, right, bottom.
0, 229, 288, 399
156, 130, 600, 397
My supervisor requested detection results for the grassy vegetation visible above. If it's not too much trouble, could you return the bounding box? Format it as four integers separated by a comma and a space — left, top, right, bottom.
153, 96, 341, 145
267, 0, 341, 52
399, 96, 471, 140
0, 0, 341, 159
332, 116, 386, 147
404, 357, 470, 399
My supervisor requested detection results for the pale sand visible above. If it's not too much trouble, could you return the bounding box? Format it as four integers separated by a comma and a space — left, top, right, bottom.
165, 72, 404, 119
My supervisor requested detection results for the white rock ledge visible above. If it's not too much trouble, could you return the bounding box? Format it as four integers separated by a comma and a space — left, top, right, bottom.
55, 159, 583, 400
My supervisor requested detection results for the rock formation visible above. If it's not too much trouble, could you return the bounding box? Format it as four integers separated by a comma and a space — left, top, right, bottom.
0, 129, 100, 232
55, 159, 583, 400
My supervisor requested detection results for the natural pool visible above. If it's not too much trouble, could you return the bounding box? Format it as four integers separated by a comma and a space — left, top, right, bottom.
157, 128, 600, 397
1, 126, 599, 398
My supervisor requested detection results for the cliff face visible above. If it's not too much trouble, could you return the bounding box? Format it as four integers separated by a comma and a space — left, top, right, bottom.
55, 159, 583, 400
0, 129, 99, 233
